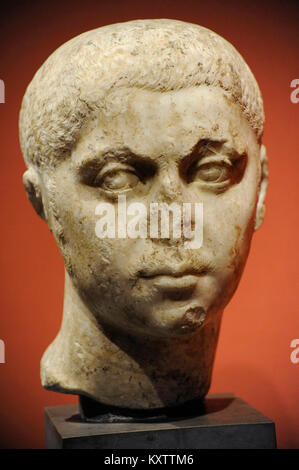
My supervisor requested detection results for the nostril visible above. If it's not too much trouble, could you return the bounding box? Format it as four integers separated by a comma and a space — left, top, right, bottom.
150, 236, 185, 247
158, 184, 185, 206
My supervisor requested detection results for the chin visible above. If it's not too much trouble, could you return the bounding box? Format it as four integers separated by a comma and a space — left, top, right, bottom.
133, 302, 208, 339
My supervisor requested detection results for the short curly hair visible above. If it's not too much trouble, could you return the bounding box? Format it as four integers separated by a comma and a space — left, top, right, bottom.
19, 19, 264, 169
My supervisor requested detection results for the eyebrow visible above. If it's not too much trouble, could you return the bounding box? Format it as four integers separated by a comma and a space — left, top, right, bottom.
74, 147, 156, 179
74, 139, 244, 177
195, 139, 244, 160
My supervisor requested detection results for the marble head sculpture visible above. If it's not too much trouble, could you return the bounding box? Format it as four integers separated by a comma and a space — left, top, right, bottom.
19, 19, 268, 410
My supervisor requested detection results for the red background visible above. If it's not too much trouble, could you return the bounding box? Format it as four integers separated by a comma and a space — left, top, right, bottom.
0, 0, 298, 449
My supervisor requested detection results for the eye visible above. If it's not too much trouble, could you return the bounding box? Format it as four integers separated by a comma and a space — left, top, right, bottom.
194, 162, 231, 183
95, 168, 140, 191
79, 157, 157, 192
184, 142, 247, 191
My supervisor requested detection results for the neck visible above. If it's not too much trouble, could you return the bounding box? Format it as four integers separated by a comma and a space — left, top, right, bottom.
41, 270, 222, 409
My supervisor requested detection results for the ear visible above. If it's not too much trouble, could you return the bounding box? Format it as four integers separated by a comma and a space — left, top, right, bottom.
254, 144, 268, 230
23, 167, 46, 221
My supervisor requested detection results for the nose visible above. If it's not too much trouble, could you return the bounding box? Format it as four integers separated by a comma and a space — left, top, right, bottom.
149, 165, 197, 247
155, 164, 185, 204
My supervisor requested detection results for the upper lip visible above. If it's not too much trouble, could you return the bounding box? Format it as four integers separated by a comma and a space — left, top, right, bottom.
138, 264, 209, 278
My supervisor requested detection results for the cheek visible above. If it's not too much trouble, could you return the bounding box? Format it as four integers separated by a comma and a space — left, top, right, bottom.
200, 178, 258, 307
202, 156, 259, 268
47, 188, 112, 282
56, 207, 142, 294
46, 178, 144, 293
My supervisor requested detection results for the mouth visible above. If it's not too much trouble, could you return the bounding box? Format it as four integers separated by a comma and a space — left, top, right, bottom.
138, 264, 209, 279
151, 275, 199, 301
151, 274, 198, 288
138, 265, 208, 301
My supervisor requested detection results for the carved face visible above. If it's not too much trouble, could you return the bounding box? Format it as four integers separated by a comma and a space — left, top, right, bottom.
40, 86, 261, 338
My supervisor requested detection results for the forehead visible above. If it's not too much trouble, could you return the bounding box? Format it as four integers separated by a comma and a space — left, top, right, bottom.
72, 86, 252, 165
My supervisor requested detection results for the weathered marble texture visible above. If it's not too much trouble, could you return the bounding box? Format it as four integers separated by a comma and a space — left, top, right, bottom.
19, 19, 268, 409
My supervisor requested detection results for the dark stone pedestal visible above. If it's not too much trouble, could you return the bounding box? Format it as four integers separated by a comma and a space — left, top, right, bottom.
44, 393, 276, 449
